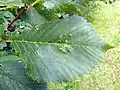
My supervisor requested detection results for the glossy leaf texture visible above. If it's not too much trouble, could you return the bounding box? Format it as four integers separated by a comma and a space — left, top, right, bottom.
0, 60, 47, 90
11, 16, 111, 83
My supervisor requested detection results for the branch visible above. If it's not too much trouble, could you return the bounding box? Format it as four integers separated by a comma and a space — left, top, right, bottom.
7, 5, 28, 30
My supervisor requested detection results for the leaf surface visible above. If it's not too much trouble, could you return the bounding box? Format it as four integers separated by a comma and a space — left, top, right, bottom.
20, 7, 47, 24
0, 60, 47, 90
11, 16, 110, 82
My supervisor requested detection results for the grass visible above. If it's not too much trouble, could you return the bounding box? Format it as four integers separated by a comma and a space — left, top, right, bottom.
48, 1, 120, 90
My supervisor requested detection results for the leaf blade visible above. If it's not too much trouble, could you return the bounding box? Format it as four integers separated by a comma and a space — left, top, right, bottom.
0, 60, 47, 90
11, 16, 110, 82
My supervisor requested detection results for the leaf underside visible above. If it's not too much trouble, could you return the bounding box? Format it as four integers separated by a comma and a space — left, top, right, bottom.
11, 16, 110, 83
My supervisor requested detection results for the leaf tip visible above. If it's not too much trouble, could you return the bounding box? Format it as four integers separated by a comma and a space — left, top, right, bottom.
103, 44, 114, 51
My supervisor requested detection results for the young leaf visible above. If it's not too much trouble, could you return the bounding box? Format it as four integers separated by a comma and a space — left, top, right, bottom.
11, 16, 111, 83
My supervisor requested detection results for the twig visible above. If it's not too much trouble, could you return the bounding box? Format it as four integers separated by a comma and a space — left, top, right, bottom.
7, 4, 28, 30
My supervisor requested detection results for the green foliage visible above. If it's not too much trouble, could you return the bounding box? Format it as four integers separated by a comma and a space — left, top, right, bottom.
11, 16, 109, 82
0, 61, 47, 90
49, 1, 120, 90
0, 0, 112, 90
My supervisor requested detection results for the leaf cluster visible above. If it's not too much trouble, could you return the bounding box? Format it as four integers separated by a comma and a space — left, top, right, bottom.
0, 0, 112, 90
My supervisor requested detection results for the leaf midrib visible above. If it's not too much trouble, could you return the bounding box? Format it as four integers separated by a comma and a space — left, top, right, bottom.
11, 40, 103, 47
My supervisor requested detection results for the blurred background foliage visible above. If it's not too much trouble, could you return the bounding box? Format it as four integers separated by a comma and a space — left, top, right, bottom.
49, 0, 120, 90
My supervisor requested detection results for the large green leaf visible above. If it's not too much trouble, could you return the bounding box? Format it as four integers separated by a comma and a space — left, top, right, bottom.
0, 60, 47, 90
20, 0, 95, 24
23, 0, 78, 21
11, 16, 110, 83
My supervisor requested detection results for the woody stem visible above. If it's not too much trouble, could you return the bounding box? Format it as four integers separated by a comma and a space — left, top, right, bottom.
7, 5, 28, 30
